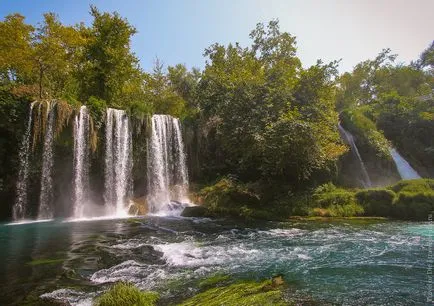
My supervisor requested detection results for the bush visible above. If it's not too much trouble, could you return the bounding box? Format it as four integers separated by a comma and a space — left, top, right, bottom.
389, 179, 434, 193
313, 184, 356, 207
199, 178, 260, 210
355, 189, 396, 216
392, 191, 434, 220
95, 282, 159, 306
309, 203, 364, 217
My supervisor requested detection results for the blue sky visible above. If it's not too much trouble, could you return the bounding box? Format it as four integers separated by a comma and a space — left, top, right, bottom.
1, 0, 433, 73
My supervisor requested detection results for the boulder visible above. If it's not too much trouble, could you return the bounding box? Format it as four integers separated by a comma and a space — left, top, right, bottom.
181, 205, 208, 217
128, 197, 148, 215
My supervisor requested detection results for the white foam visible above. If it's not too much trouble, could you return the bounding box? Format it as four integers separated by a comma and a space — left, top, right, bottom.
40, 288, 95, 306
63, 215, 132, 223
4, 218, 53, 226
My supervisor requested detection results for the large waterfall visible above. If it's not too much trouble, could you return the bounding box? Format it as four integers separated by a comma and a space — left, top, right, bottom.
389, 148, 421, 180
72, 106, 90, 218
104, 108, 132, 216
38, 102, 56, 219
147, 114, 189, 213
338, 123, 372, 188
13, 102, 36, 220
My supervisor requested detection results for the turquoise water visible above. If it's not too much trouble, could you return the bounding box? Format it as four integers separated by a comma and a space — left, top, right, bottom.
0, 217, 432, 305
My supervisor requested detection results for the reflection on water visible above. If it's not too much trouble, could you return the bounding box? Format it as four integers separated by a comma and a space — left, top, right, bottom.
0, 217, 431, 305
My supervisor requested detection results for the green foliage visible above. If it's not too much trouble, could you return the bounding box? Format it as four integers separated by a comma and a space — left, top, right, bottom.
392, 191, 434, 220
95, 282, 159, 306
197, 21, 345, 183
78, 6, 140, 106
309, 183, 364, 217
341, 109, 391, 160
199, 178, 260, 210
309, 203, 364, 217
179, 279, 288, 306
0, 14, 35, 84
337, 42, 434, 178
313, 183, 356, 207
198, 273, 231, 289
86, 96, 107, 128
355, 189, 396, 216
388, 179, 434, 193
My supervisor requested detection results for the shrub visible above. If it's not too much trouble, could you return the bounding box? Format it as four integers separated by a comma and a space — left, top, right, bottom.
313, 184, 356, 207
389, 179, 434, 193
95, 282, 159, 306
392, 191, 434, 220
309, 203, 364, 217
355, 189, 396, 216
199, 178, 260, 210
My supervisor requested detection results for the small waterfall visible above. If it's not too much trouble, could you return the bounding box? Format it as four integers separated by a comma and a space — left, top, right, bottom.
147, 114, 190, 213
13, 102, 36, 220
72, 106, 90, 218
338, 123, 372, 188
104, 108, 132, 216
38, 101, 56, 219
389, 148, 421, 180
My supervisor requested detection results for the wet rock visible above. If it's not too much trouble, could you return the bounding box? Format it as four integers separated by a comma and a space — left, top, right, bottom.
128, 197, 148, 215
271, 274, 285, 287
181, 205, 208, 217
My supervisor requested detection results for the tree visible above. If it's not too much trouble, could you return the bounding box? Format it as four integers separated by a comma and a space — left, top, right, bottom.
33, 13, 86, 98
78, 5, 141, 106
0, 14, 34, 84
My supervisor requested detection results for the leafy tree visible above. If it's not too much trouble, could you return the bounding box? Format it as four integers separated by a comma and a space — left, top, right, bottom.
33, 13, 86, 98
78, 5, 141, 106
0, 14, 35, 84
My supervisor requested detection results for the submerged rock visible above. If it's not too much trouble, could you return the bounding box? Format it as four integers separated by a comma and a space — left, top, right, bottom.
128, 197, 148, 215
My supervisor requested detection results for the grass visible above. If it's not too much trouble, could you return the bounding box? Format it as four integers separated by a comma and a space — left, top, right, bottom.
178, 280, 290, 306
94, 282, 159, 306
198, 273, 231, 289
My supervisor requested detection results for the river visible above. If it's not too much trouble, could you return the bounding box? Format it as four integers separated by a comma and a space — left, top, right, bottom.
0, 216, 431, 305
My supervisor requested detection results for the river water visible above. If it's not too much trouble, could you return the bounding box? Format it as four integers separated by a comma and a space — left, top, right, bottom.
0, 217, 431, 305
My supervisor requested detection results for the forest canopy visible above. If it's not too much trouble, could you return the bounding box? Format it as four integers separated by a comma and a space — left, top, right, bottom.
0, 7, 433, 190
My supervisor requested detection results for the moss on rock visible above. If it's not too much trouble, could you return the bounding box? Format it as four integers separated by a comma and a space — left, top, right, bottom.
94, 282, 159, 306
179, 279, 290, 306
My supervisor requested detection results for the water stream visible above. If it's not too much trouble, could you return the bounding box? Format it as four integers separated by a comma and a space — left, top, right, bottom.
389, 148, 422, 180
73, 106, 90, 218
38, 102, 56, 219
147, 115, 190, 213
104, 108, 133, 216
338, 123, 372, 187
13, 102, 36, 220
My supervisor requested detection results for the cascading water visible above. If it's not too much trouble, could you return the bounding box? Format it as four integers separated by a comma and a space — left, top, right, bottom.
104, 108, 132, 216
389, 148, 421, 180
147, 114, 190, 213
338, 123, 372, 188
72, 106, 90, 218
13, 102, 36, 220
38, 101, 56, 219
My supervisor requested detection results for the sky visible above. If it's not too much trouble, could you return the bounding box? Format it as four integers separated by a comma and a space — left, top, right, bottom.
1, 0, 433, 73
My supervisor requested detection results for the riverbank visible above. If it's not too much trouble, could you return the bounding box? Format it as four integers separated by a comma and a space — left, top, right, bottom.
183, 178, 434, 221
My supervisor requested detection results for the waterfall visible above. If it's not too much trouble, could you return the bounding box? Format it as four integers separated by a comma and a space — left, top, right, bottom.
147, 114, 190, 213
338, 123, 372, 188
38, 101, 56, 219
389, 148, 421, 180
72, 106, 90, 218
13, 102, 36, 220
104, 108, 132, 216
